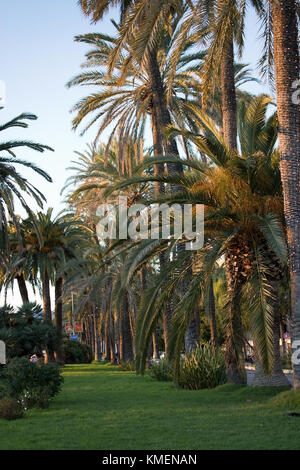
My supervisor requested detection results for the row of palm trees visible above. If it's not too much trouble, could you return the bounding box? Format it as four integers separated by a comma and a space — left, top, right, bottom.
0, 0, 299, 388
61, 0, 299, 387
62, 95, 290, 387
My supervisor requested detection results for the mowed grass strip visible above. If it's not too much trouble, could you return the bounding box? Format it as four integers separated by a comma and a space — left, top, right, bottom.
0, 362, 300, 450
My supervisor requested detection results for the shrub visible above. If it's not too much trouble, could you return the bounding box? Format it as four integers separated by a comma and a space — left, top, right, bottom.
0, 357, 63, 409
178, 344, 226, 390
63, 339, 93, 364
149, 359, 173, 382
0, 303, 57, 360
0, 397, 24, 420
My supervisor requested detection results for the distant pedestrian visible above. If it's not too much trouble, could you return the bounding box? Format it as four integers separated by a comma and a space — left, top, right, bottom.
30, 354, 38, 363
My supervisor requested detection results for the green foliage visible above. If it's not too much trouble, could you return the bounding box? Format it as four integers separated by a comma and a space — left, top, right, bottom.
269, 390, 300, 409
0, 109, 53, 250
148, 359, 173, 382
0, 357, 63, 409
178, 344, 226, 390
63, 339, 93, 364
0, 303, 57, 359
0, 397, 24, 420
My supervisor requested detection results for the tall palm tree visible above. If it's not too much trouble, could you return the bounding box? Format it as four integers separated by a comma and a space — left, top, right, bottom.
269, 0, 300, 388
21, 209, 88, 362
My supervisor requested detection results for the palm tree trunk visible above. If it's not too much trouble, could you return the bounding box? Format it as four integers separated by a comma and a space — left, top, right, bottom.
54, 277, 64, 365
148, 47, 198, 356
220, 34, 245, 382
88, 312, 95, 356
43, 270, 52, 322
109, 312, 118, 364
280, 316, 287, 358
150, 99, 165, 194
271, 0, 300, 389
16, 272, 29, 304
148, 49, 175, 357
209, 279, 218, 350
220, 32, 237, 150
224, 257, 246, 384
104, 312, 111, 360
148, 47, 183, 174
42, 269, 55, 363
120, 295, 134, 362
152, 332, 160, 360
185, 312, 200, 353
93, 309, 101, 361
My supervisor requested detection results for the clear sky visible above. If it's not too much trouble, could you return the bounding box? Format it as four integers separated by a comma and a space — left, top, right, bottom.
0, 0, 270, 306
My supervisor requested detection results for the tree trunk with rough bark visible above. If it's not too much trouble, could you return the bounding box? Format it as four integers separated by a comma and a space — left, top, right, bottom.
93, 310, 101, 361
280, 316, 287, 358
42, 269, 55, 363
152, 332, 160, 359
185, 313, 200, 353
148, 48, 174, 358
220, 33, 237, 150
271, 0, 300, 389
104, 312, 111, 360
209, 279, 218, 350
224, 256, 246, 384
148, 47, 197, 355
120, 295, 134, 362
16, 273, 29, 304
220, 33, 246, 383
43, 270, 52, 323
54, 277, 64, 365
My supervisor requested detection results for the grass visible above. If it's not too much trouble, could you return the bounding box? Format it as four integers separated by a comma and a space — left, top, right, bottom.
0, 362, 300, 450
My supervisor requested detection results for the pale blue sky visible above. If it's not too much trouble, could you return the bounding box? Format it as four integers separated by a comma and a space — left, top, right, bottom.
1, 0, 119, 215
1, 0, 270, 306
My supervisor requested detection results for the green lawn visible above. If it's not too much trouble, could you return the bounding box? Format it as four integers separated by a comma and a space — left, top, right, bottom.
0, 362, 300, 450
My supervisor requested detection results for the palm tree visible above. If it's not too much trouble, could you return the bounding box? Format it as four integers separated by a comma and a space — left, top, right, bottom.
269, 0, 300, 388
0, 110, 53, 250
21, 209, 88, 363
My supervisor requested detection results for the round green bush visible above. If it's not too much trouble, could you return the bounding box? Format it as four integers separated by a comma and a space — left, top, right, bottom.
63, 340, 93, 364
0, 357, 63, 409
0, 397, 24, 420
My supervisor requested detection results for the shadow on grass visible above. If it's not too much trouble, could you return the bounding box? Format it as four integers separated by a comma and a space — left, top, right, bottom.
63, 363, 120, 374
